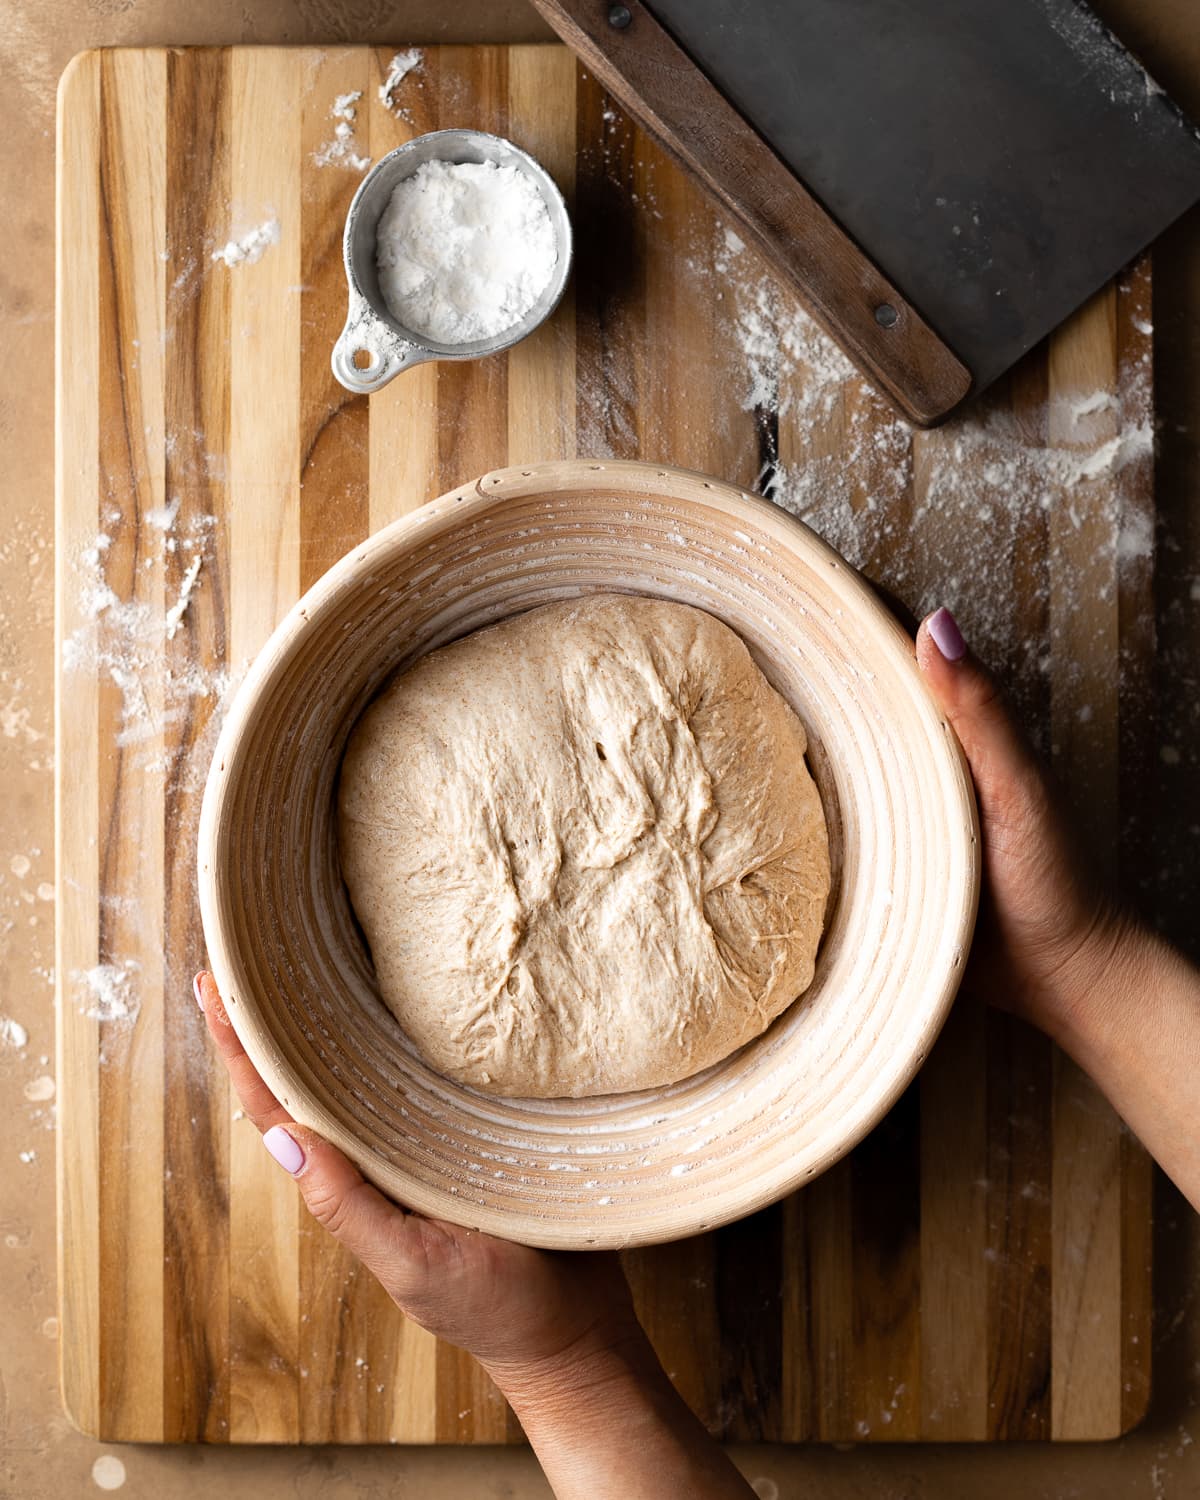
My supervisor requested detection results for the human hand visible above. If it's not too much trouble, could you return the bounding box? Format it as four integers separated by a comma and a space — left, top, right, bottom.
914, 607, 1134, 1042
193, 970, 643, 1393
196, 968, 757, 1496
916, 609, 1200, 1214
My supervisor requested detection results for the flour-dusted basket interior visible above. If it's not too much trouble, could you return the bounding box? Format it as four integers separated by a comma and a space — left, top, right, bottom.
197, 460, 979, 1249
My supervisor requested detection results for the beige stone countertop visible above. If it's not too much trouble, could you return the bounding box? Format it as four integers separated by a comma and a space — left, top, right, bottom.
3, 1, 1199, 1495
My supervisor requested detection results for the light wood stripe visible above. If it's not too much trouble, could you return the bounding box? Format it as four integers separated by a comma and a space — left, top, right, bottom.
912, 340, 1000, 1444
161, 45, 233, 1443
506, 46, 577, 465
1047, 284, 1124, 1441
95, 47, 168, 1440
366, 44, 440, 534
428, 45, 517, 1447
56, 47, 103, 1441
226, 45, 302, 1444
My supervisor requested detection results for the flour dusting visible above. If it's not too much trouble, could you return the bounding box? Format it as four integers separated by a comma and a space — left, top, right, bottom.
73, 960, 142, 1024
704, 229, 1155, 683
64, 508, 229, 757
164, 555, 203, 640
212, 218, 280, 268
313, 93, 371, 173
379, 48, 423, 113
332, 89, 362, 121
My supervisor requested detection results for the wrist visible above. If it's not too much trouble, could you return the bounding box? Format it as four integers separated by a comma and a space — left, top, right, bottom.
1036, 905, 1152, 1062
484, 1320, 663, 1421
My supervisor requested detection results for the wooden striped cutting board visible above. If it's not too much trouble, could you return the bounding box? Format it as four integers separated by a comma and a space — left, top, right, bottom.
56, 44, 1153, 1444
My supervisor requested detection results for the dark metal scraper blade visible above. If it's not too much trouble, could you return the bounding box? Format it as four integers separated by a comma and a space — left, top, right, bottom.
644, 0, 1200, 392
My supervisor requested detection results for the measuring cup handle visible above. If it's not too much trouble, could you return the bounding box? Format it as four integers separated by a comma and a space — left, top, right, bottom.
331, 312, 431, 394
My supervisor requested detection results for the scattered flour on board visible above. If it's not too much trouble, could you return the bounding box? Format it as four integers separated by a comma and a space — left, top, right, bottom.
164, 555, 203, 640
379, 49, 423, 113
59, 500, 245, 1041
63, 505, 231, 758
703, 228, 1157, 685
73, 960, 142, 1024
313, 90, 371, 172
211, 218, 280, 268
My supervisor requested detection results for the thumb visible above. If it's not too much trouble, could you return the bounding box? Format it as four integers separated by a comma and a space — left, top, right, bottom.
915, 606, 1044, 823
262, 1122, 435, 1300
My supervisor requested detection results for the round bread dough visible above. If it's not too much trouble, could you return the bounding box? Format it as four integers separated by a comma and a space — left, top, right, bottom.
338, 595, 830, 1098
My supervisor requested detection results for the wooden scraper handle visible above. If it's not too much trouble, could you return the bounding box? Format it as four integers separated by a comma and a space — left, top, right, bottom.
530, 0, 973, 427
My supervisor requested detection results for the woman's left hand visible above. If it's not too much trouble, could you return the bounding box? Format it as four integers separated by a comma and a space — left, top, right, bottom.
194, 970, 643, 1392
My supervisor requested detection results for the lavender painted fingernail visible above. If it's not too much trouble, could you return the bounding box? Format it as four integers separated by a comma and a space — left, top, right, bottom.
192, 973, 206, 1011
263, 1125, 305, 1175
928, 607, 966, 663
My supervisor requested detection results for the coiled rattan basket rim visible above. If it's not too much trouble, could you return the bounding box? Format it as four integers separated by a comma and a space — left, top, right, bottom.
198, 459, 980, 1248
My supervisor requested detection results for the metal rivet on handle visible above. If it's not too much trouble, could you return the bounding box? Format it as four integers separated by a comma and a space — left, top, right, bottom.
608, 4, 633, 28
874, 303, 899, 328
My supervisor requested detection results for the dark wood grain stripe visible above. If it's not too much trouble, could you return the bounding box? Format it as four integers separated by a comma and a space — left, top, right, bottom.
623, 1234, 723, 1429
919, 991, 988, 1438
986, 1012, 1052, 1439
779, 1190, 813, 1440
575, 68, 640, 460
299, 49, 371, 592
96, 48, 168, 1440
713, 1204, 782, 1439
296, 45, 376, 1445
850, 1081, 922, 1439
1115, 261, 1155, 1433
161, 45, 233, 1444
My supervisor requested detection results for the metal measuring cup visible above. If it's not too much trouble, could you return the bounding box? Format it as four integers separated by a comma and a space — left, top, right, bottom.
331, 129, 573, 396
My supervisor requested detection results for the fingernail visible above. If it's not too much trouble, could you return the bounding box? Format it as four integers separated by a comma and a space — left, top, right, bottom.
192, 972, 206, 1011
263, 1125, 305, 1175
927, 607, 966, 663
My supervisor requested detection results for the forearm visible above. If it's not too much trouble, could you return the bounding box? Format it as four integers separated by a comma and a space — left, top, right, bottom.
488, 1333, 755, 1500
1045, 918, 1200, 1211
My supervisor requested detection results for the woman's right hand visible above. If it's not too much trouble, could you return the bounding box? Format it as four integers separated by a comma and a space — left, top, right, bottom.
915, 606, 1131, 1043
916, 607, 1200, 1213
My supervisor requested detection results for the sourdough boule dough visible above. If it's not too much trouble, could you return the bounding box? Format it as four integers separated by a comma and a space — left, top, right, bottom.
338, 595, 830, 1098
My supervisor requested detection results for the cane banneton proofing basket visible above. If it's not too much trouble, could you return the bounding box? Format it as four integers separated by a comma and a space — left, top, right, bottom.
198, 460, 979, 1249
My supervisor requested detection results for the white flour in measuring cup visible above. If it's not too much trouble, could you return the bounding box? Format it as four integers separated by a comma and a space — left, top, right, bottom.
374, 159, 558, 345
